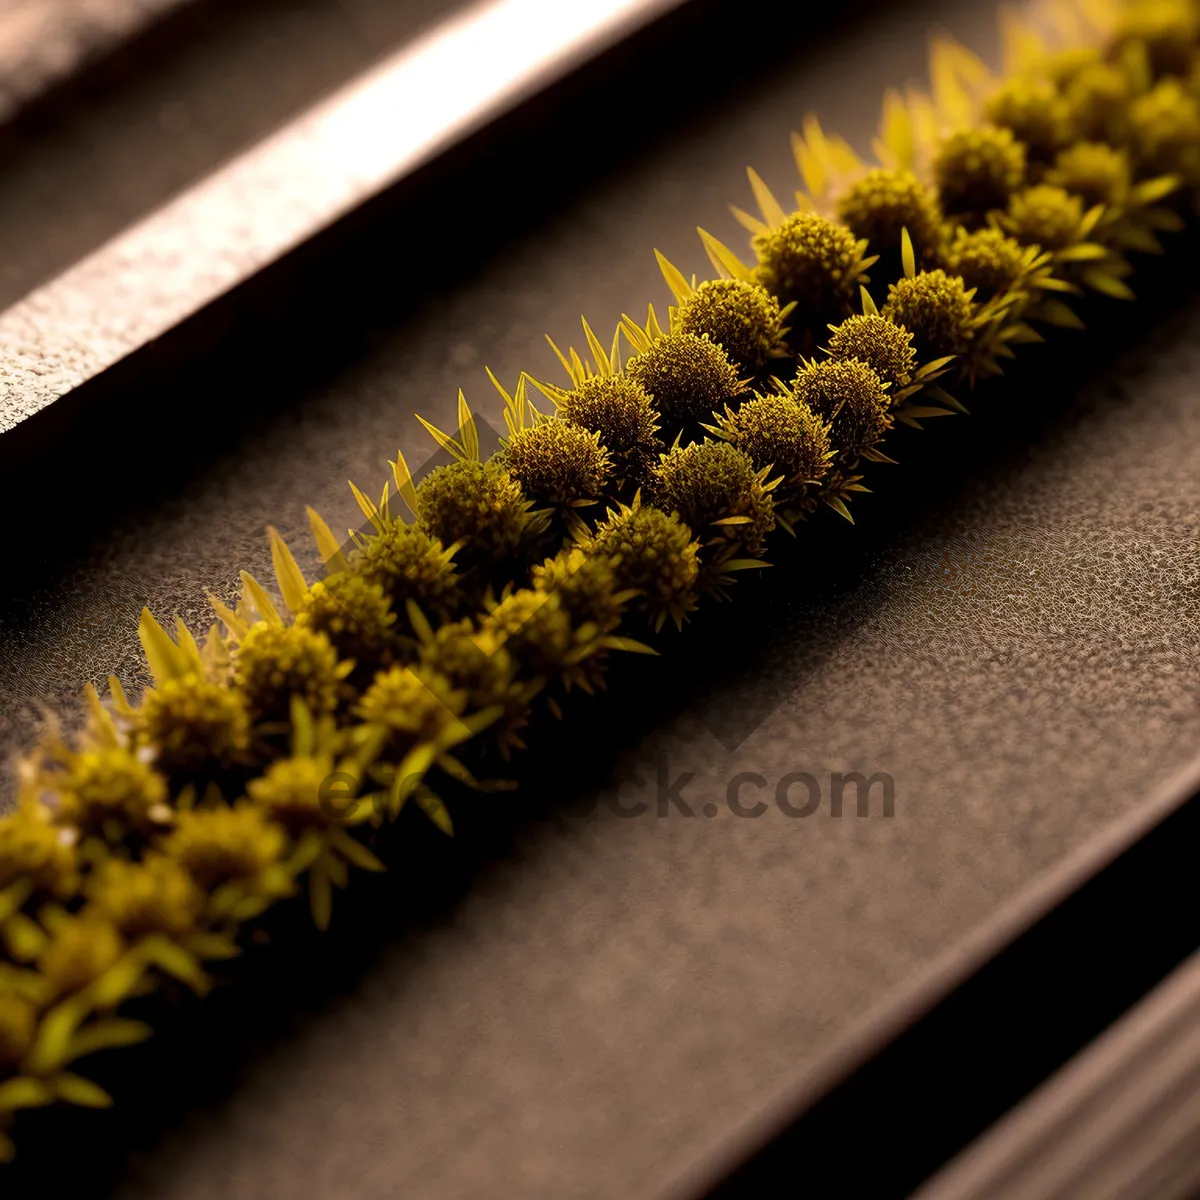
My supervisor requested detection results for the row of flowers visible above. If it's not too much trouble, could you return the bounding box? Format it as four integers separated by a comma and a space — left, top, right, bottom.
1, 0, 1197, 1164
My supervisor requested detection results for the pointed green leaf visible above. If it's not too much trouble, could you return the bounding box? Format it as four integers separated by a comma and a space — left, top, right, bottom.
416, 788, 454, 836
331, 829, 386, 873
825, 496, 855, 523
54, 1074, 113, 1109
65, 1019, 153, 1063
0, 1077, 55, 1113
309, 860, 333, 931
900, 227, 916, 279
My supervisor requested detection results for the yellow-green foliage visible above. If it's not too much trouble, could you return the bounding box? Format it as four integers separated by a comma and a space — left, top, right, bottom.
2, 0, 1197, 1164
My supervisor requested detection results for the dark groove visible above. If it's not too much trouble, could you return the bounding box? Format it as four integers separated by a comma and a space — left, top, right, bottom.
702, 784, 1200, 1199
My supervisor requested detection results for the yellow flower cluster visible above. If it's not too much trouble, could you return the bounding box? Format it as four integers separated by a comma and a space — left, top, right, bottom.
2, 0, 1197, 1164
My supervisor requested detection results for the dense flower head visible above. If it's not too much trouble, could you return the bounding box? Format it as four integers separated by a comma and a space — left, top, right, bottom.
1062, 61, 1133, 143
500, 420, 611, 508
532, 547, 626, 634
297, 571, 398, 670
589, 504, 700, 619
38, 917, 123, 997
651, 441, 775, 554
234, 623, 346, 723
715, 391, 831, 488
159, 802, 288, 887
835, 167, 942, 259
0, 803, 77, 895
626, 331, 743, 430
86, 854, 204, 937
414, 460, 533, 567
1046, 140, 1132, 209
882, 269, 978, 361
0, 992, 37, 1066
792, 360, 892, 456
942, 225, 1034, 301
418, 619, 516, 711
933, 124, 1027, 220
139, 673, 252, 774
1004, 184, 1086, 250
1128, 78, 1200, 187
558, 375, 661, 483
350, 519, 461, 618
674, 278, 785, 368
826, 314, 917, 390
244, 754, 344, 830
54, 746, 169, 830
753, 211, 867, 321
481, 589, 574, 677
356, 665, 467, 745
983, 77, 1072, 162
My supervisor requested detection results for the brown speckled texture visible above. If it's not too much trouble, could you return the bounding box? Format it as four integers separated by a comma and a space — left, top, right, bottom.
0, 0, 468, 312
0, 0, 191, 122
4, 0, 1200, 1196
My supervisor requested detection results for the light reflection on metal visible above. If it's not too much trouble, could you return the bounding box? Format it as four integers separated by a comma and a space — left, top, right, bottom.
0, 0, 191, 123
0, 0, 688, 433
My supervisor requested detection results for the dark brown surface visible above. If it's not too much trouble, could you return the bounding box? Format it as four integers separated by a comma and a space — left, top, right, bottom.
0, 0, 193, 124
4, 0, 1200, 1196
0, 0, 688, 435
0, 0, 465, 311
918, 952, 1200, 1199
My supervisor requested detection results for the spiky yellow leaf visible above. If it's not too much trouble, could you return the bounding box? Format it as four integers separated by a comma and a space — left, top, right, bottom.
655, 250, 694, 305
731, 205, 769, 236
306, 506, 349, 574
348, 480, 385, 533
456, 389, 479, 461
138, 608, 191, 687
208, 594, 249, 641
415, 414, 466, 462
901, 227, 917, 280
697, 228, 754, 283
267, 527, 309, 616
238, 571, 283, 627
581, 316, 611, 377
747, 167, 788, 229
82, 682, 120, 747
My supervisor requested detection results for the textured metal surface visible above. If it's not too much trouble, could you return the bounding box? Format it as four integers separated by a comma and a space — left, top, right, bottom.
4, 0, 1200, 1196
0, 0, 192, 122
917, 952, 1200, 1200
0, 0, 470, 311
0, 0, 686, 435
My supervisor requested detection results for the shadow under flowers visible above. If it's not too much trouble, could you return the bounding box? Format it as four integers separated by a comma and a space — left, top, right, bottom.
8, 218, 1200, 1193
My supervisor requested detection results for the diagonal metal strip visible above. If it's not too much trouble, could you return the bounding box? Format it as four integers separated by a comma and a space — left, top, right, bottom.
915, 950, 1200, 1200
0, 0, 687, 435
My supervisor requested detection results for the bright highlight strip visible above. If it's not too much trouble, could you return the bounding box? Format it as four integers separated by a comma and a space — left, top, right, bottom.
0, 0, 688, 432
